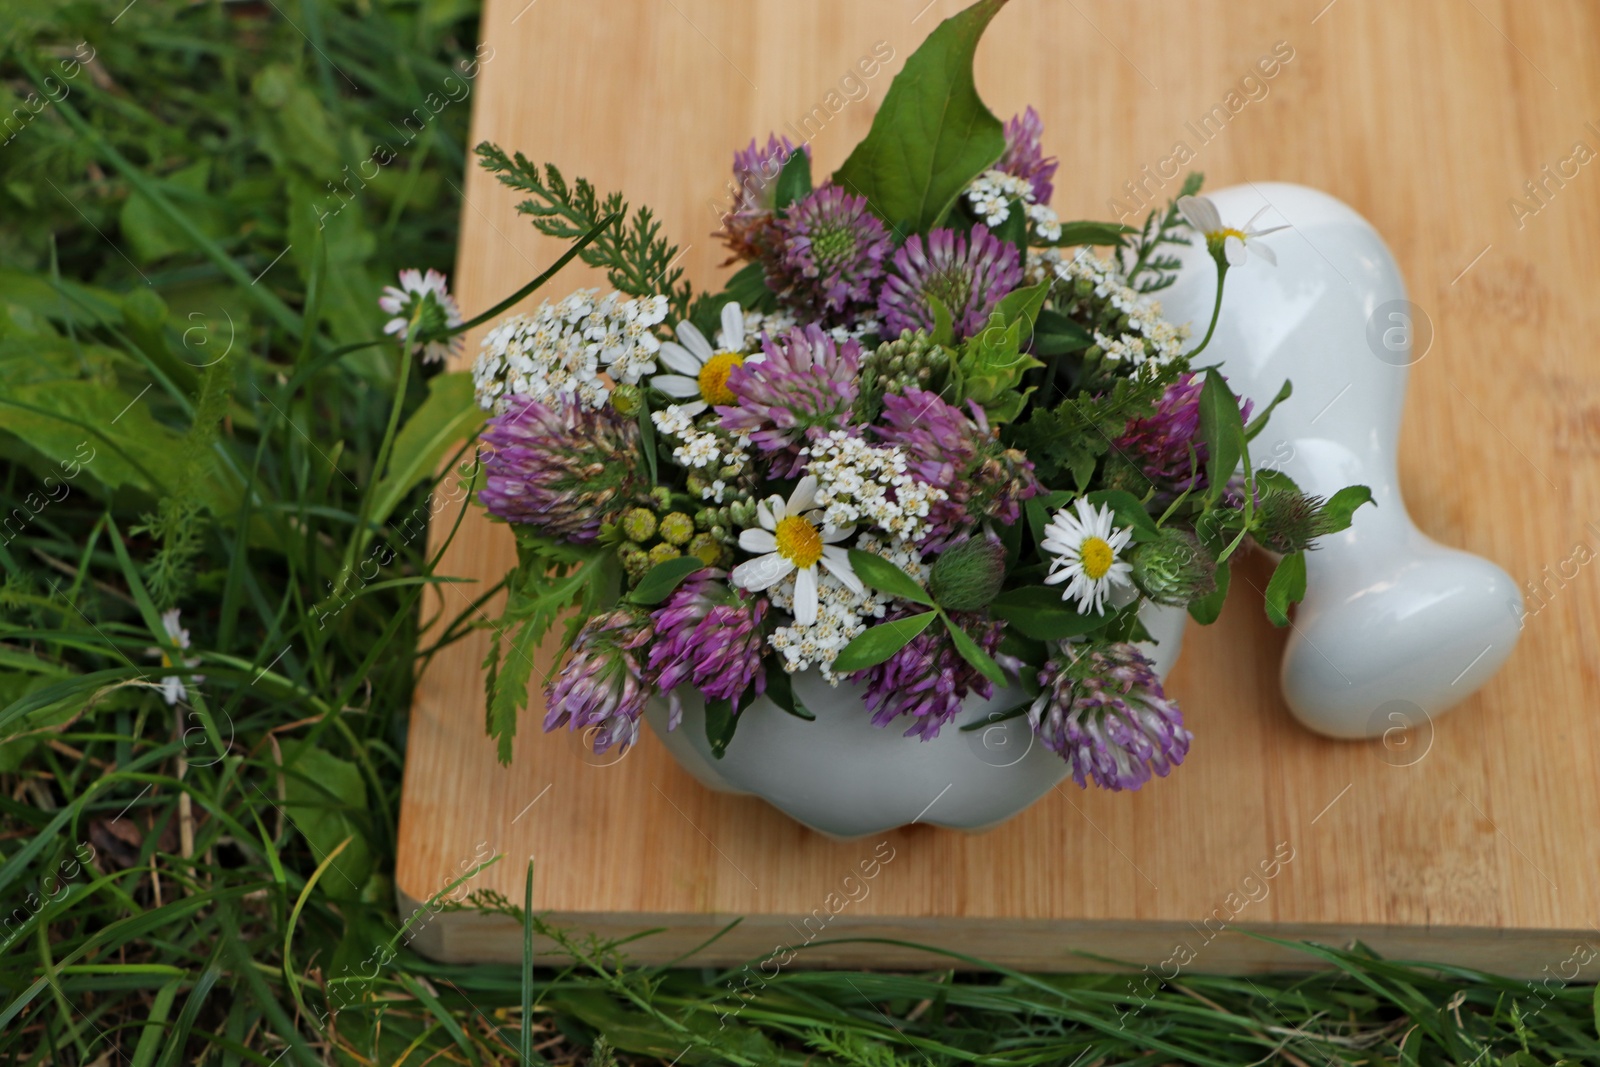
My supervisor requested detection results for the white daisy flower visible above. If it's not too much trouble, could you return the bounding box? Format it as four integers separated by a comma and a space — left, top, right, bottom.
145, 608, 204, 706
650, 302, 762, 416
1040, 498, 1135, 615
1177, 195, 1289, 267
731, 475, 861, 626
379, 268, 464, 364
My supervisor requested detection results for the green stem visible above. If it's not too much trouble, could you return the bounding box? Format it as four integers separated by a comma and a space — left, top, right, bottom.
340, 321, 416, 581
443, 212, 622, 338
1187, 259, 1230, 359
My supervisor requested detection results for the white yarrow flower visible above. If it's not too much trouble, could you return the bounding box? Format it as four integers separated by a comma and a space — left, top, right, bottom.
1040, 498, 1135, 616
731, 476, 860, 626
1177, 195, 1289, 267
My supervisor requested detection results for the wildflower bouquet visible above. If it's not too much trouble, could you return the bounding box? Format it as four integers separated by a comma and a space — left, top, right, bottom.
443, 0, 1370, 794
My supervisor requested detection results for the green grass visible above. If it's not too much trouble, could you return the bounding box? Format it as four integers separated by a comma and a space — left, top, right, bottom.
0, 2, 1596, 1063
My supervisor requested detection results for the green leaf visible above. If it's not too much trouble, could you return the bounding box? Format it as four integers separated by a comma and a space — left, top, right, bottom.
993, 280, 1050, 340
991, 586, 1111, 640
1316, 485, 1375, 535
943, 614, 1007, 686
1243, 378, 1292, 441
484, 537, 613, 761
928, 291, 956, 347
369, 372, 486, 528
847, 549, 934, 606
763, 668, 814, 720
1253, 468, 1303, 494
832, 611, 938, 673
704, 697, 739, 759
992, 194, 1028, 261
1198, 367, 1246, 501
628, 557, 705, 606
279, 740, 375, 897
957, 314, 1040, 405
1264, 551, 1307, 628
1086, 489, 1160, 541
721, 260, 777, 314
483, 613, 542, 765
1187, 558, 1231, 625
1030, 308, 1094, 357
832, 0, 1009, 232
773, 148, 813, 212
1037, 220, 1138, 247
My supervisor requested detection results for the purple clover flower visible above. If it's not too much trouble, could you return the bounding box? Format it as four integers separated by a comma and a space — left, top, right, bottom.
718, 324, 861, 476
544, 609, 654, 754
478, 398, 646, 543
768, 184, 892, 324
1028, 642, 1191, 791
876, 387, 1039, 546
648, 570, 768, 727
1112, 373, 1254, 501
720, 134, 808, 263
853, 610, 1004, 740
998, 106, 1058, 205
877, 225, 1023, 341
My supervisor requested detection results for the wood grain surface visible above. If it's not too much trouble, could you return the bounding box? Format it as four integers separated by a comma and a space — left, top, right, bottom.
395, 0, 1600, 974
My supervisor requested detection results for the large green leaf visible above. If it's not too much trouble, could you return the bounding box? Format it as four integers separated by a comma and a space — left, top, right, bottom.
846, 549, 934, 606
1198, 368, 1246, 501
832, 0, 1009, 233
1264, 551, 1307, 628
279, 740, 375, 898
832, 611, 938, 673
369, 371, 486, 528
991, 585, 1110, 640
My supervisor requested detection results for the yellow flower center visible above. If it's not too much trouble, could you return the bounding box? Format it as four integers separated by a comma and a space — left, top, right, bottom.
1216, 227, 1247, 242
160, 652, 174, 669
698, 351, 744, 407
774, 514, 823, 569
1079, 536, 1114, 580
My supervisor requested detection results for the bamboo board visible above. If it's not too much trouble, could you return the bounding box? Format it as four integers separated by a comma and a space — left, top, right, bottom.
395, 0, 1600, 976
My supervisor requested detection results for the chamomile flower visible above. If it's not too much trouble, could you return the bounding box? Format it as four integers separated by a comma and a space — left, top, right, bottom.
145, 608, 203, 705
650, 302, 762, 416
380, 268, 464, 363
731, 475, 860, 626
1040, 498, 1135, 615
1176, 195, 1288, 267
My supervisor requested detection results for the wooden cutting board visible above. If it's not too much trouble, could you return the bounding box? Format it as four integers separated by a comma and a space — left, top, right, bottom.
395, 0, 1600, 975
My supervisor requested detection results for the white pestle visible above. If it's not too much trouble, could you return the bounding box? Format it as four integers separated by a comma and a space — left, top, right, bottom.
1157, 183, 1521, 739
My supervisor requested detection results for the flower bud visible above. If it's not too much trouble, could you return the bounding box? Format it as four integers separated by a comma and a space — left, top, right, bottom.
928, 532, 1007, 611
647, 542, 682, 566
1253, 489, 1326, 555
688, 533, 724, 566
1129, 529, 1216, 607
659, 512, 695, 546
619, 507, 657, 543
610, 383, 642, 417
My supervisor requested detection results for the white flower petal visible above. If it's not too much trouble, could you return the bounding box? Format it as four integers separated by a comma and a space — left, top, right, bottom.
1224, 234, 1248, 267
1177, 195, 1220, 234
789, 474, 819, 513
732, 553, 795, 592
720, 301, 744, 351
792, 567, 819, 625
740, 528, 777, 553
675, 320, 714, 361
659, 341, 702, 375
654, 374, 702, 398
819, 524, 855, 544
1251, 241, 1278, 267
819, 549, 863, 595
